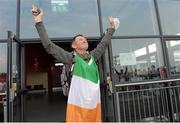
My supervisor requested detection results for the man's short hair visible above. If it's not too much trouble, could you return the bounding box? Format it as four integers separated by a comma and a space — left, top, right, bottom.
72, 34, 84, 43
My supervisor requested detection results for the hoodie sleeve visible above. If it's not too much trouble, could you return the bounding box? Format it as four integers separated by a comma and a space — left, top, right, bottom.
35, 22, 73, 64
90, 28, 115, 61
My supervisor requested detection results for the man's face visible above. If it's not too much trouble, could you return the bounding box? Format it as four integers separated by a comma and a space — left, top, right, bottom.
72, 36, 89, 51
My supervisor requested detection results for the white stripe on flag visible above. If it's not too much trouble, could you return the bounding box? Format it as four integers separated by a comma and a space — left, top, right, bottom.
68, 75, 100, 109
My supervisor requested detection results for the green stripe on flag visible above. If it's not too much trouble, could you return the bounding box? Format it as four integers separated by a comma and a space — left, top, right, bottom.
73, 55, 99, 84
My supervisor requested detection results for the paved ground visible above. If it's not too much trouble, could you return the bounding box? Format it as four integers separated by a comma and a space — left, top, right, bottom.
24, 91, 67, 122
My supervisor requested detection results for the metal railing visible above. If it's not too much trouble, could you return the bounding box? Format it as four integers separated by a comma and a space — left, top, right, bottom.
115, 79, 180, 122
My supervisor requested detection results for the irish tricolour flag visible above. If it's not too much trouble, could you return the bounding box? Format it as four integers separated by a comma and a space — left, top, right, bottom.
66, 55, 101, 122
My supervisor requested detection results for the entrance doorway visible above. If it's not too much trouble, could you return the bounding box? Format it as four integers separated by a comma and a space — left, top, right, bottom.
23, 41, 112, 122
24, 42, 70, 122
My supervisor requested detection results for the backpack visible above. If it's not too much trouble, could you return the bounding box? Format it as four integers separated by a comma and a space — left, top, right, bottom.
61, 53, 75, 97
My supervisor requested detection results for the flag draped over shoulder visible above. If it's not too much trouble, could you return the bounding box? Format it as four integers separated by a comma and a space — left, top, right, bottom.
66, 54, 101, 122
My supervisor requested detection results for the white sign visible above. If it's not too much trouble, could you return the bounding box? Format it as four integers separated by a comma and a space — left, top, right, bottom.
119, 53, 136, 66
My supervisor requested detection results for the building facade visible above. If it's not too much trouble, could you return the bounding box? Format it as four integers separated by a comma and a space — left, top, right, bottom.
0, 0, 180, 122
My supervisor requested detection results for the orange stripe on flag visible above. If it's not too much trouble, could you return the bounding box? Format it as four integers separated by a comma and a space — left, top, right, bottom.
66, 103, 101, 122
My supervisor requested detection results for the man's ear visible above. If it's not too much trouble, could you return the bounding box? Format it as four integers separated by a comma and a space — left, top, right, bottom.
71, 43, 77, 49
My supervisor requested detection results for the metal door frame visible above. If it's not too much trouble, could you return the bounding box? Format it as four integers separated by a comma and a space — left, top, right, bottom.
7, 31, 25, 122
163, 37, 180, 78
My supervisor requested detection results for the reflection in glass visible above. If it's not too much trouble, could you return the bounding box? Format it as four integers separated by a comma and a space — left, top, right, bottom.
101, 0, 158, 36
158, 0, 180, 35
166, 41, 180, 75
20, 0, 100, 38
134, 47, 147, 57
170, 40, 180, 47
112, 39, 165, 82
148, 43, 156, 53
0, 0, 16, 39
51, 0, 69, 13
0, 43, 7, 91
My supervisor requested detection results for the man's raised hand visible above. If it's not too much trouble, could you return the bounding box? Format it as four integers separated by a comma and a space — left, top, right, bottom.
108, 16, 120, 30
31, 4, 43, 23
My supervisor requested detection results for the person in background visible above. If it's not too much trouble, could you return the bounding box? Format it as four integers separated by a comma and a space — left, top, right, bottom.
159, 66, 167, 79
31, 4, 119, 122
0, 78, 6, 91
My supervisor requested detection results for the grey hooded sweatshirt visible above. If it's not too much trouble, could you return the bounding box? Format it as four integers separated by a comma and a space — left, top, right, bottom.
35, 22, 115, 64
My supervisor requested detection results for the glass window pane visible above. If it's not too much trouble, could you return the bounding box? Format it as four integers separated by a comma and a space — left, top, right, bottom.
20, 0, 100, 39
0, 0, 16, 40
0, 43, 7, 91
158, 0, 180, 35
112, 38, 165, 83
166, 40, 180, 75
100, 0, 159, 36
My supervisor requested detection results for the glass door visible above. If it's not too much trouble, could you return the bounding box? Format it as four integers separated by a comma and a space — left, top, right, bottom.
107, 38, 165, 121
99, 46, 116, 122
0, 42, 8, 122
164, 38, 180, 77
7, 31, 24, 122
